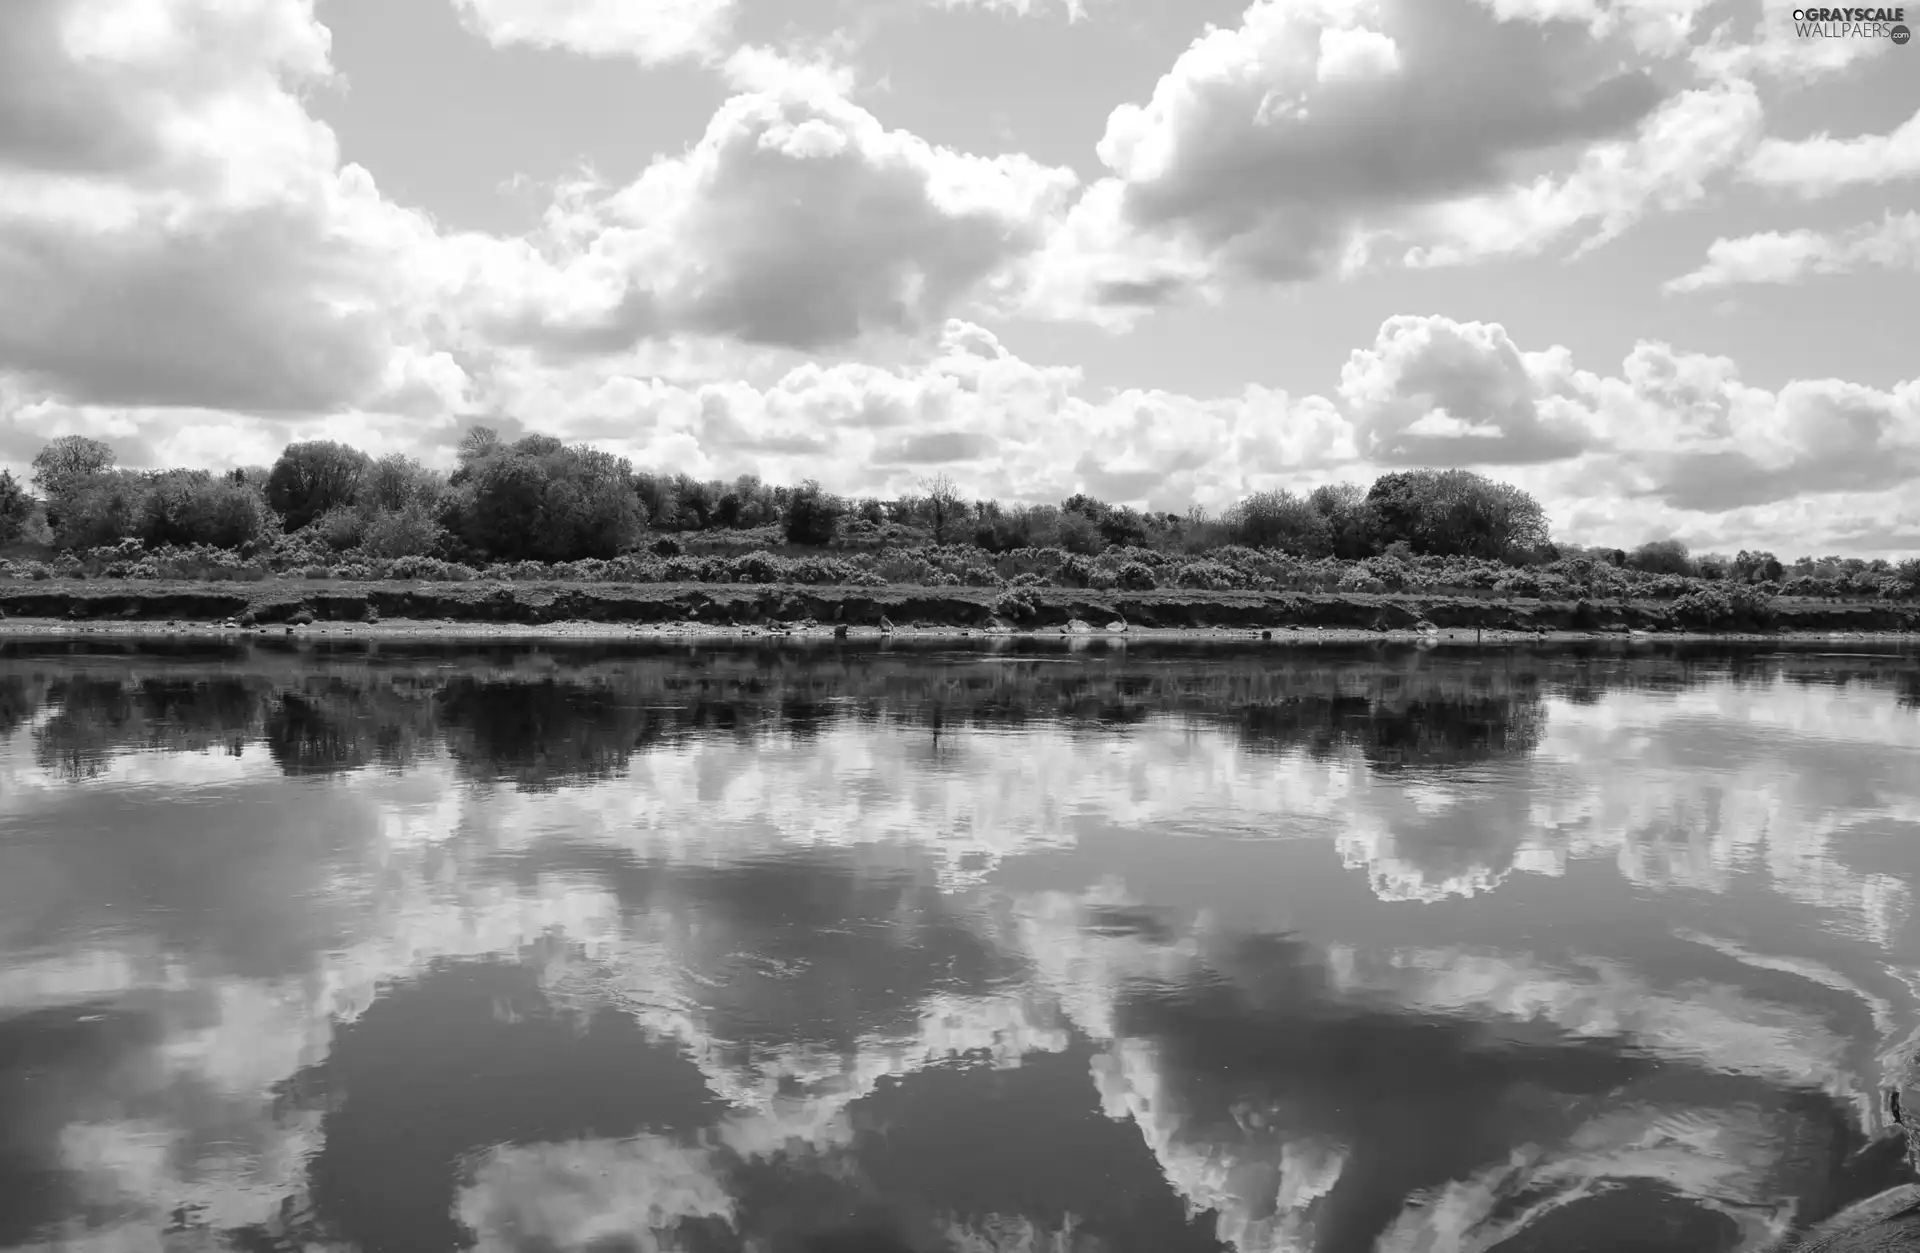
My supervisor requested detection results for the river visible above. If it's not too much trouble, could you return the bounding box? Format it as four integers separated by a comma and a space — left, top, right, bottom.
2, 638, 1917, 1253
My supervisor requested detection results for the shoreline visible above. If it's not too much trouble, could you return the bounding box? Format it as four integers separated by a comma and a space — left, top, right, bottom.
0, 579, 1916, 646
0, 618, 1914, 647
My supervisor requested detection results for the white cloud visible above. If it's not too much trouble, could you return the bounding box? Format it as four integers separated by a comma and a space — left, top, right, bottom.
1743, 104, 1920, 197
1031, 0, 1692, 308
447, 0, 734, 64
460, 86, 1079, 354
1665, 209, 1920, 292
1404, 79, 1764, 266
1689, 4, 1895, 83
0, 0, 441, 412
1338, 315, 1594, 465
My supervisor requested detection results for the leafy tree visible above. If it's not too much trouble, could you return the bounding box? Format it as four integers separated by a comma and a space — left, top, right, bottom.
455, 426, 503, 471
1097, 504, 1151, 549
51, 471, 146, 550
1732, 549, 1783, 584
1628, 538, 1692, 576
138, 471, 273, 548
1362, 470, 1549, 560
783, 479, 844, 547
919, 473, 964, 544
360, 499, 447, 558
1309, 483, 1372, 558
31, 436, 115, 500
451, 439, 644, 562
1224, 489, 1331, 554
362, 454, 441, 512
0, 470, 34, 543
266, 441, 370, 531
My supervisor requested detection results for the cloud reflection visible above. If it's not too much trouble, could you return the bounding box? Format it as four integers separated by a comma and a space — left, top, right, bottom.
0, 642, 1915, 1251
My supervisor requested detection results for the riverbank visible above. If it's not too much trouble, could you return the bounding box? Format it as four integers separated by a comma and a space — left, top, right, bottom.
0, 579, 1915, 642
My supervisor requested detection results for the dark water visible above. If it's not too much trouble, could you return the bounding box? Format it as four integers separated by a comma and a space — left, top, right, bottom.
2, 638, 1919, 1253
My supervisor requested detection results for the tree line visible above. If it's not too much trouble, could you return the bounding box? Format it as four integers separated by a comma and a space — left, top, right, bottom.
0, 429, 1900, 581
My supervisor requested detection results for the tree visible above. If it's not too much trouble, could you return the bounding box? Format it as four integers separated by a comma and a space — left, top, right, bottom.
1732, 550, 1783, 584
51, 472, 145, 550
783, 479, 843, 547
1223, 489, 1331, 554
450, 439, 643, 562
919, 473, 964, 544
456, 426, 502, 468
361, 454, 440, 513
31, 436, 115, 500
1309, 483, 1371, 558
1627, 538, 1692, 576
137, 471, 274, 549
266, 441, 370, 531
1361, 470, 1549, 560
0, 470, 34, 544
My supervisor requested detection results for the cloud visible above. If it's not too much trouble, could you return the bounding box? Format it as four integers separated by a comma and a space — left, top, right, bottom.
0, 0, 440, 412
1032, 0, 1696, 308
447, 0, 735, 64
1665, 210, 1920, 292
1404, 78, 1763, 266
1688, 4, 1895, 82
1338, 315, 1594, 464
465, 85, 1078, 354
1744, 104, 1920, 198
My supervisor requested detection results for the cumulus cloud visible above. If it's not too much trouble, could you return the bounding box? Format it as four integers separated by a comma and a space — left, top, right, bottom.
1665, 210, 1920, 292
0, 0, 440, 412
1338, 316, 1593, 464
447, 0, 735, 64
462, 86, 1077, 354
1405, 78, 1764, 266
1029, 0, 1709, 308
1743, 104, 1920, 197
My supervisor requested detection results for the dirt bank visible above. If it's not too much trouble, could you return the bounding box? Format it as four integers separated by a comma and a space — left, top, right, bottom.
0, 579, 1915, 639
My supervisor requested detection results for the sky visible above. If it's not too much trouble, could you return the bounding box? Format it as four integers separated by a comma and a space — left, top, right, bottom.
0, 0, 1915, 555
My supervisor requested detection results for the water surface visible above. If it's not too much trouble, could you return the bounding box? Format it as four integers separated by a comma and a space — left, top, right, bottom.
2, 638, 1919, 1253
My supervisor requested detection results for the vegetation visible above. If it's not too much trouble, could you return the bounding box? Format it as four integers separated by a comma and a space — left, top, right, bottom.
0, 432, 1914, 619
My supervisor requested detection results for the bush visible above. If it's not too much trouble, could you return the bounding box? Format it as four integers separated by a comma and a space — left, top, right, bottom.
1171, 560, 1244, 591
993, 590, 1037, 621
783, 480, 844, 547
360, 501, 446, 559
1115, 562, 1157, 591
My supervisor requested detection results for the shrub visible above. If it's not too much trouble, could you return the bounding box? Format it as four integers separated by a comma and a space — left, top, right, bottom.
994, 590, 1036, 621
359, 500, 446, 559
783, 480, 844, 547
1171, 560, 1244, 591
1115, 562, 1157, 591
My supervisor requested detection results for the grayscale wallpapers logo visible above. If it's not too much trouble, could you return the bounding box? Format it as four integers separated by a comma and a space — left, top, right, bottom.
1792, 6, 1910, 40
